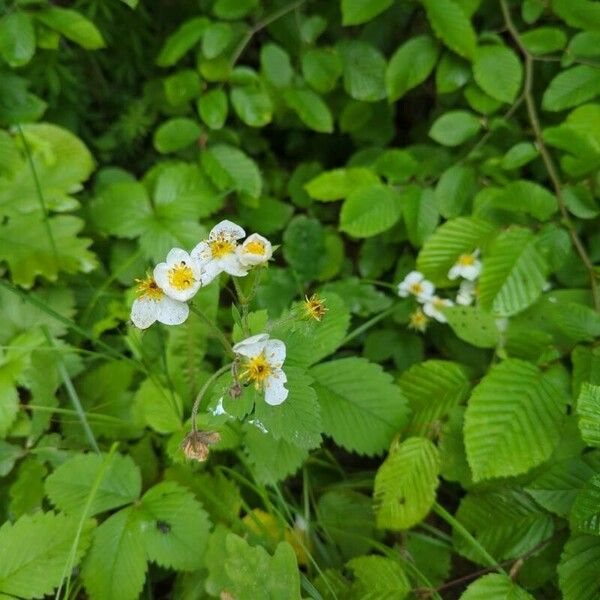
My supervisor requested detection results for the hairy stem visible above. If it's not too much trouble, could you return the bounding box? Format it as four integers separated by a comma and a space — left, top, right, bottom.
191, 362, 233, 432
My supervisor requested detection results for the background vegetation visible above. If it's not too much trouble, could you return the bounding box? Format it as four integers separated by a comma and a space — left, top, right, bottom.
2, 0, 600, 598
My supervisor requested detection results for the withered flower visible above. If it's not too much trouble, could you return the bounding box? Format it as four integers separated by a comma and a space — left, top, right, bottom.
180, 430, 221, 462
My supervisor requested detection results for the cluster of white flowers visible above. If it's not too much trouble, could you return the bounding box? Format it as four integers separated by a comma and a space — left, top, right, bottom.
397, 250, 482, 333
131, 220, 272, 329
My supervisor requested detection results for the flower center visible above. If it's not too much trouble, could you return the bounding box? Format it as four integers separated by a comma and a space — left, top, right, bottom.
409, 282, 424, 295
168, 263, 194, 290
458, 254, 476, 266
409, 309, 428, 331
244, 240, 266, 255
135, 276, 164, 301
304, 294, 327, 321
210, 237, 235, 258
241, 353, 272, 387
433, 298, 445, 309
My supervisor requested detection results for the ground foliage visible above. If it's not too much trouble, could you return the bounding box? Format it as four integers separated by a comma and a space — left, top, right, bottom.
1, 0, 600, 598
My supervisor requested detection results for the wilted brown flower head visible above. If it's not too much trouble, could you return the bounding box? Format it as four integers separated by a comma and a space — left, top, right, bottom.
180, 430, 221, 462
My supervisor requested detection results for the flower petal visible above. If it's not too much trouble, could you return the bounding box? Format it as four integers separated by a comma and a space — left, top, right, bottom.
199, 259, 222, 286
264, 339, 286, 366
156, 295, 189, 325
448, 264, 461, 280
166, 247, 191, 266
418, 280, 435, 300
404, 271, 424, 285
190, 240, 211, 262
264, 371, 289, 406
131, 297, 158, 329
153, 262, 170, 291
210, 219, 246, 241
219, 253, 248, 277
237, 233, 273, 267
233, 333, 269, 357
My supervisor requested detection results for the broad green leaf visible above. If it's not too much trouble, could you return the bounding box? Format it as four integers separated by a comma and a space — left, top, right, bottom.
402, 186, 439, 247
473, 44, 523, 103
164, 70, 201, 106
421, 0, 477, 60
231, 85, 273, 127
34, 8, 105, 49
156, 17, 209, 66
521, 27, 567, 54
341, 0, 394, 25
436, 52, 470, 93
577, 383, 600, 447
201, 22, 233, 59
435, 164, 477, 218
305, 167, 379, 201
0, 511, 92, 599
464, 359, 568, 481
0, 12, 35, 67
260, 43, 293, 88
0, 72, 46, 126
347, 556, 410, 599
460, 573, 535, 599
429, 110, 481, 146
0, 440, 21, 477
479, 227, 548, 316
399, 360, 471, 436
283, 88, 333, 133
570, 473, 600, 535
83, 508, 147, 600
0, 374, 18, 438
501, 180, 558, 220
552, 0, 600, 32
386, 35, 440, 102
501, 142, 538, 170
138, 481, 211, 571
338, 40, 387, 102
339, 184, 402, 238
374, 437, 440, 530
558, 535, 600, 600
153, 118, 201, 153
282, 215, 327, 280
213, 0, 257, 19
542, 66, 600, 112
133, 378, 182, 434
301, 48, 342, 94
197, 88, 228, 129
456, 490, 553, 565
417, 216, 496, 284
444, 306, 500, 348
202, 143, 262, 198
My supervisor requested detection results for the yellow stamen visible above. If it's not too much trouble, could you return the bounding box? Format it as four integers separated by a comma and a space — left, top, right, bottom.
240, 352, 272, 389
303, 294, 328, 321
409, 308, 428, 332
168, 262, 194, 290
210, 236, 235, 258
457, 253, 476, 266
244, 240, 266, 255
409, 282, 424, 295
135, 276, 164, 301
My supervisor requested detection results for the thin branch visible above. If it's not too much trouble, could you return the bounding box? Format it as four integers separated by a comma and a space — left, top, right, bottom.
500, 0, 600, 312
190, 362, 233, 432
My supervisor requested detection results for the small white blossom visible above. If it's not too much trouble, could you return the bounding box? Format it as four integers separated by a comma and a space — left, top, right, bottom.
233, 333, 288, 406
456, 280, 476, 306
237, 233, 273, 267
191, 220, 248, 285
131, 276, 189, 329
423, 296, 453, 323
397, 271, 435, 302
448, 250, 482, 281
153, 248, 203, 302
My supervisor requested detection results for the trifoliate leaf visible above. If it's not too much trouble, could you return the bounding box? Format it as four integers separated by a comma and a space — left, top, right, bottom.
374, 436, 440, 530
45, 452, 141, 517
311, 357, 410, 456
460, 573, 535, 599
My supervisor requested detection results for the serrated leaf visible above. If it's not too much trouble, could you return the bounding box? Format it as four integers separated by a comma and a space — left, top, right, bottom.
464, 359, 568, 481
133, 378, 183, 434
577, 383, 600, 446
479, 227, 548, 316
552, 0, 600, 32
374, 436, 440, 530
202, 143, 262, 198
0, 511, 92, 599
473, 44, 523, 103
570, 473, 600, 535
0, 374, 18, 439
338, 40, 387, 102
347, 555, 410, 599
444, 306, 501, 348
305, 167, 379, 202
460, 573, 535, 599
311, 357, 410, 456
45, 452, 141, 517
341, 0, 394, 25
558, 535, 600, 600
542, 66, 600, 112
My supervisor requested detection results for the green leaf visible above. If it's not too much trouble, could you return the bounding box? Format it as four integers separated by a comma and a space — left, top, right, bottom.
260, 43, 293, 88
305, 167, 379, 201
479, 227, 548, 316
340, 184, 402, 238
500, 180, 558, 220
444, 306, 501, 348
202, 22, 233, 59
460, 573, 535, 599
83, 508, 147, 600
338, 40, 387, 102
164, 70, 201, 106
133, 378, 182, 434
501, 142, 538, 170
571, 473, 600, 535
542, 66, 600, 112
0, 374, 18, 438
202, 143, 262, 198
374, 437, 440, 530
577, 383, 600, 447
0, 511, 92, 599
156, 17, 208, 66
436, 52, 470, 93
0, 214, 96, 288
283, 88, 333, 133
311, 358, 410, 456
435, 164, 477, 218
197, 89, 228, 129
214, 0, 257, 19
341, 0, 394, 25
0, 72, 46, 126
402, 186, 439, 247
552, 0, 600, 32
385, 35, 440, 102
138, 481, 211, 570
399, 360, 471, 436
0, 12, 35, 67
520, 27, 567, 54
558, 535, 600, 600
153, 118, 201, 153
421, 0, 477, 60
473, 44, 523, 103
464, 359, 568, 481
34, 8, 105, 49
347, 556, 410, 599
301, 48, 342, 94
417, 216, 496, 284
429, 110, 481, 146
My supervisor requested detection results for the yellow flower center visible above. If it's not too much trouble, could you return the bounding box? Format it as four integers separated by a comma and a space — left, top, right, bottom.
240, 352, 272, 388
409, 309, 428, 331
244, 240, 266, 255
210, 237, 235, 258
168, 263, 194, 290
409, 282, 424, 295
135, 276, 164, 301
303, 294, 327, 321
457, 254, 476, 266
433, 298, 445, 309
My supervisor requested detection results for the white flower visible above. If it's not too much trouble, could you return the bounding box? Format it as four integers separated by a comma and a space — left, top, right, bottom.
153, 248, 203, 302
423, 296, 453, 323
131, 276, 189, 329
408, 308, 428, 333
397, 271, 435, 302
233, 333, 288, 406
237, 233, 273, 267
456, 280, 476, 306
191, 220, 248, 285
448, 250, 482, 281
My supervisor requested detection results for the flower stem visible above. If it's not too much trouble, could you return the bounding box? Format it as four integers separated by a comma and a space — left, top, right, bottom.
189, 304, 234, 357
191, 362, 233, 432
341, 303, 399, 346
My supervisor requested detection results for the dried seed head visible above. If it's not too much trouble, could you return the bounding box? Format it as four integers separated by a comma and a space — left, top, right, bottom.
180, 430, 221, 462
